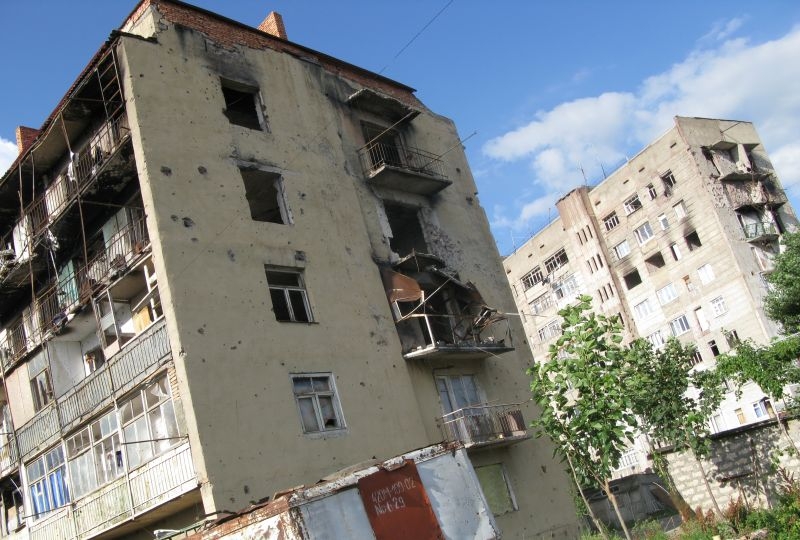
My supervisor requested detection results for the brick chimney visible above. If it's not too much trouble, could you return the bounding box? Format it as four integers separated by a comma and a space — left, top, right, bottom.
16, 126, 39, 155
258, 11, 287, 40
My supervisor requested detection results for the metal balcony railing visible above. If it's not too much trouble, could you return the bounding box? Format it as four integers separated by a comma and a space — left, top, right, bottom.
438, 403, 528, 449
358, 143, 448, 181
78, 214, 149, 297
743, 221, 778, 240
0, 432, 19, 477
28, 442, 196, 540
25, 115, 130, 241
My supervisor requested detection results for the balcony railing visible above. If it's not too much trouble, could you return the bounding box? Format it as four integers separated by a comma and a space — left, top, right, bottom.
15, 318, 170, 461
438, 403, 529, 449
358, 143, 451, 195
400, 312, 514, 360
25, 115, 130, 242
0, 214, 150, 373
743, 221, 778, 241
0, 432, 19, 477
29, 442, 196, 540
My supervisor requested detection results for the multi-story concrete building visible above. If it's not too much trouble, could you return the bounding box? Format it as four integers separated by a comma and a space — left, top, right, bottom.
0, 1, 578, 538
504, 117, 798, 475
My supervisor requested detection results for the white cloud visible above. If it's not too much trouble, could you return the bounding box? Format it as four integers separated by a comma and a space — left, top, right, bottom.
0, 138, 16, 176
484, 22, 800, 231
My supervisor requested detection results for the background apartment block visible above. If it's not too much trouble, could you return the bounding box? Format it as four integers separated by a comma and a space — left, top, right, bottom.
504, 116, 798, 475
0, 1, 579, 538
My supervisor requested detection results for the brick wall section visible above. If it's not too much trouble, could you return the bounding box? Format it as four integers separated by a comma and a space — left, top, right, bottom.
663, 418, 800, 512
15, 126, 39, 155
258, 12, 287, 40
125, 0, 421, 108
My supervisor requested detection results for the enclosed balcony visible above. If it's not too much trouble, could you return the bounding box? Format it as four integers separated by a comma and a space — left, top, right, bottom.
743, 221, 779, 243
438, 404, 529, 450
380, 254, 514, 361
358, 142, 451, 195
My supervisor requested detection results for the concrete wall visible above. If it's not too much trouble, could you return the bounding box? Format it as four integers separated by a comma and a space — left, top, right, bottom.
664, 418, 800, 512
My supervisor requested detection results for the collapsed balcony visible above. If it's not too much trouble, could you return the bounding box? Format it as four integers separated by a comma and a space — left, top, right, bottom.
381, 253, 514, 360
437, 403, 529, 450
743, 221, 779, 243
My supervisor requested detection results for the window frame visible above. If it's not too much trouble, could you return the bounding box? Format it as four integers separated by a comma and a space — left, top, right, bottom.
711, 296, 727, 317
669, 314, 691, 336
543, 248, 569, 274
603, 212, 620, 231
623, 194, 643, 215
697, 263, 715, 285
290, 373, 346, 434
265, 268, 313, 323
633, 221, 655, 245
26, 446, 69, 520
220, 78, 267, 131
613, 239, 631, 260
656, 283, 678, 305
521, 266, 544, 290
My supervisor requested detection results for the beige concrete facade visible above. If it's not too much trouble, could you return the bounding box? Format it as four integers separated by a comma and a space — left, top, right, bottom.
504, 116, 798, 476
0, 1, 578, 538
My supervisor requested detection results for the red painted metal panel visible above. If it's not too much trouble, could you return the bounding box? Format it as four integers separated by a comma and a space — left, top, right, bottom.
358, 459, 444, 540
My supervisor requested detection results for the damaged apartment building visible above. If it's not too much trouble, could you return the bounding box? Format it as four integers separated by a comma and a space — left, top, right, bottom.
0, 1, 579, 539
504, 117, 799, 477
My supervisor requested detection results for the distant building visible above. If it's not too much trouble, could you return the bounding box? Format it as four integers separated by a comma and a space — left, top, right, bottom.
0, 1, 578, 538
504, 117, 798, 476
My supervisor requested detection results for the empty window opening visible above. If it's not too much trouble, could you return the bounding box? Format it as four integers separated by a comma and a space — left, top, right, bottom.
685, 231, 702, 250
661, 171, 677, 194
708, 340, 720, 357
240, 169, 290, 224
384, 203, 428, 255
292, 374, 345, 433
726, 330, 741, 348
266, 268, 312, 322
221, 79, 264, 130
669, 243, 682, 261
645, 252, 666, 273
623, 269, 642, 290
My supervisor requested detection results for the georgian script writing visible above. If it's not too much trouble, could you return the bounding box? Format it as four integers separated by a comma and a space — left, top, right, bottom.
370, 477, 416, 515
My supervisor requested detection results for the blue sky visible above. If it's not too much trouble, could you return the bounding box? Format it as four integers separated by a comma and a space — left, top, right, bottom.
2, 1, 800, 255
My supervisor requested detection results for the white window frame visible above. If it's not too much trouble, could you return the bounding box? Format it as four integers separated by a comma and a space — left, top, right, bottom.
634, 298, 655, 320
291, 373, 346, 434
633, 221, 654, 245
670, 314, 691, 336
623, 194, 643, 215
266, 268, 313, 322
656, 283, 678, 306
521, 267, 543, 290
673, 200, 687, 219
711, 296, 727, 317
613, 239, 631, 260
530, 292, 553, 315
554, 275, 579, 300
66, 410, 124, 499
603, 212, 620, 231
646, 330, 666, 350
657, 214, 669, 230
697, 263, 715, 285
26, 446, 69, 520
544, 248, 569, 274
537, 320, 562, 342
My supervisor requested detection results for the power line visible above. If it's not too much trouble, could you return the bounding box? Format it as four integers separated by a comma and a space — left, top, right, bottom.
378, 0, 456, 74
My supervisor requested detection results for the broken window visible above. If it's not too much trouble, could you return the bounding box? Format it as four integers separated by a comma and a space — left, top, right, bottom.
27, 446, 69, 519
66, 410, 123, 499
553, 274, 579, 300
265, 268, 312, 322
647, 183, 657, 200
544, 248, 569, 274
645, 252, 666, 272
120, 374, 180, 469
220, 79, 265, 130
661, 171, 677, 194
291, 374, 345, 433
521, 267, 543, 290
603, 212, 620, 231
384, 202, 428, 255
29, 351, 54, 412
475, 463, 517, 516
691, 350, 703, 366
239, 168, 290, 224
708, 340, 720, 357
623, 269, 642, 290
623, 194, 643, 215
685, 231, 702, 251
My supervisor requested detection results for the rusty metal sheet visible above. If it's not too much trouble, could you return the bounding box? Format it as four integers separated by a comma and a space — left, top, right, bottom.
357, 459, 443, 540
380, 267, 423, 303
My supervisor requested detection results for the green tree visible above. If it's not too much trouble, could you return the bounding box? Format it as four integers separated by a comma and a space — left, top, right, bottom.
765, 232, 800, 333
627, 338, 725, 517
530, 295, 636, 539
